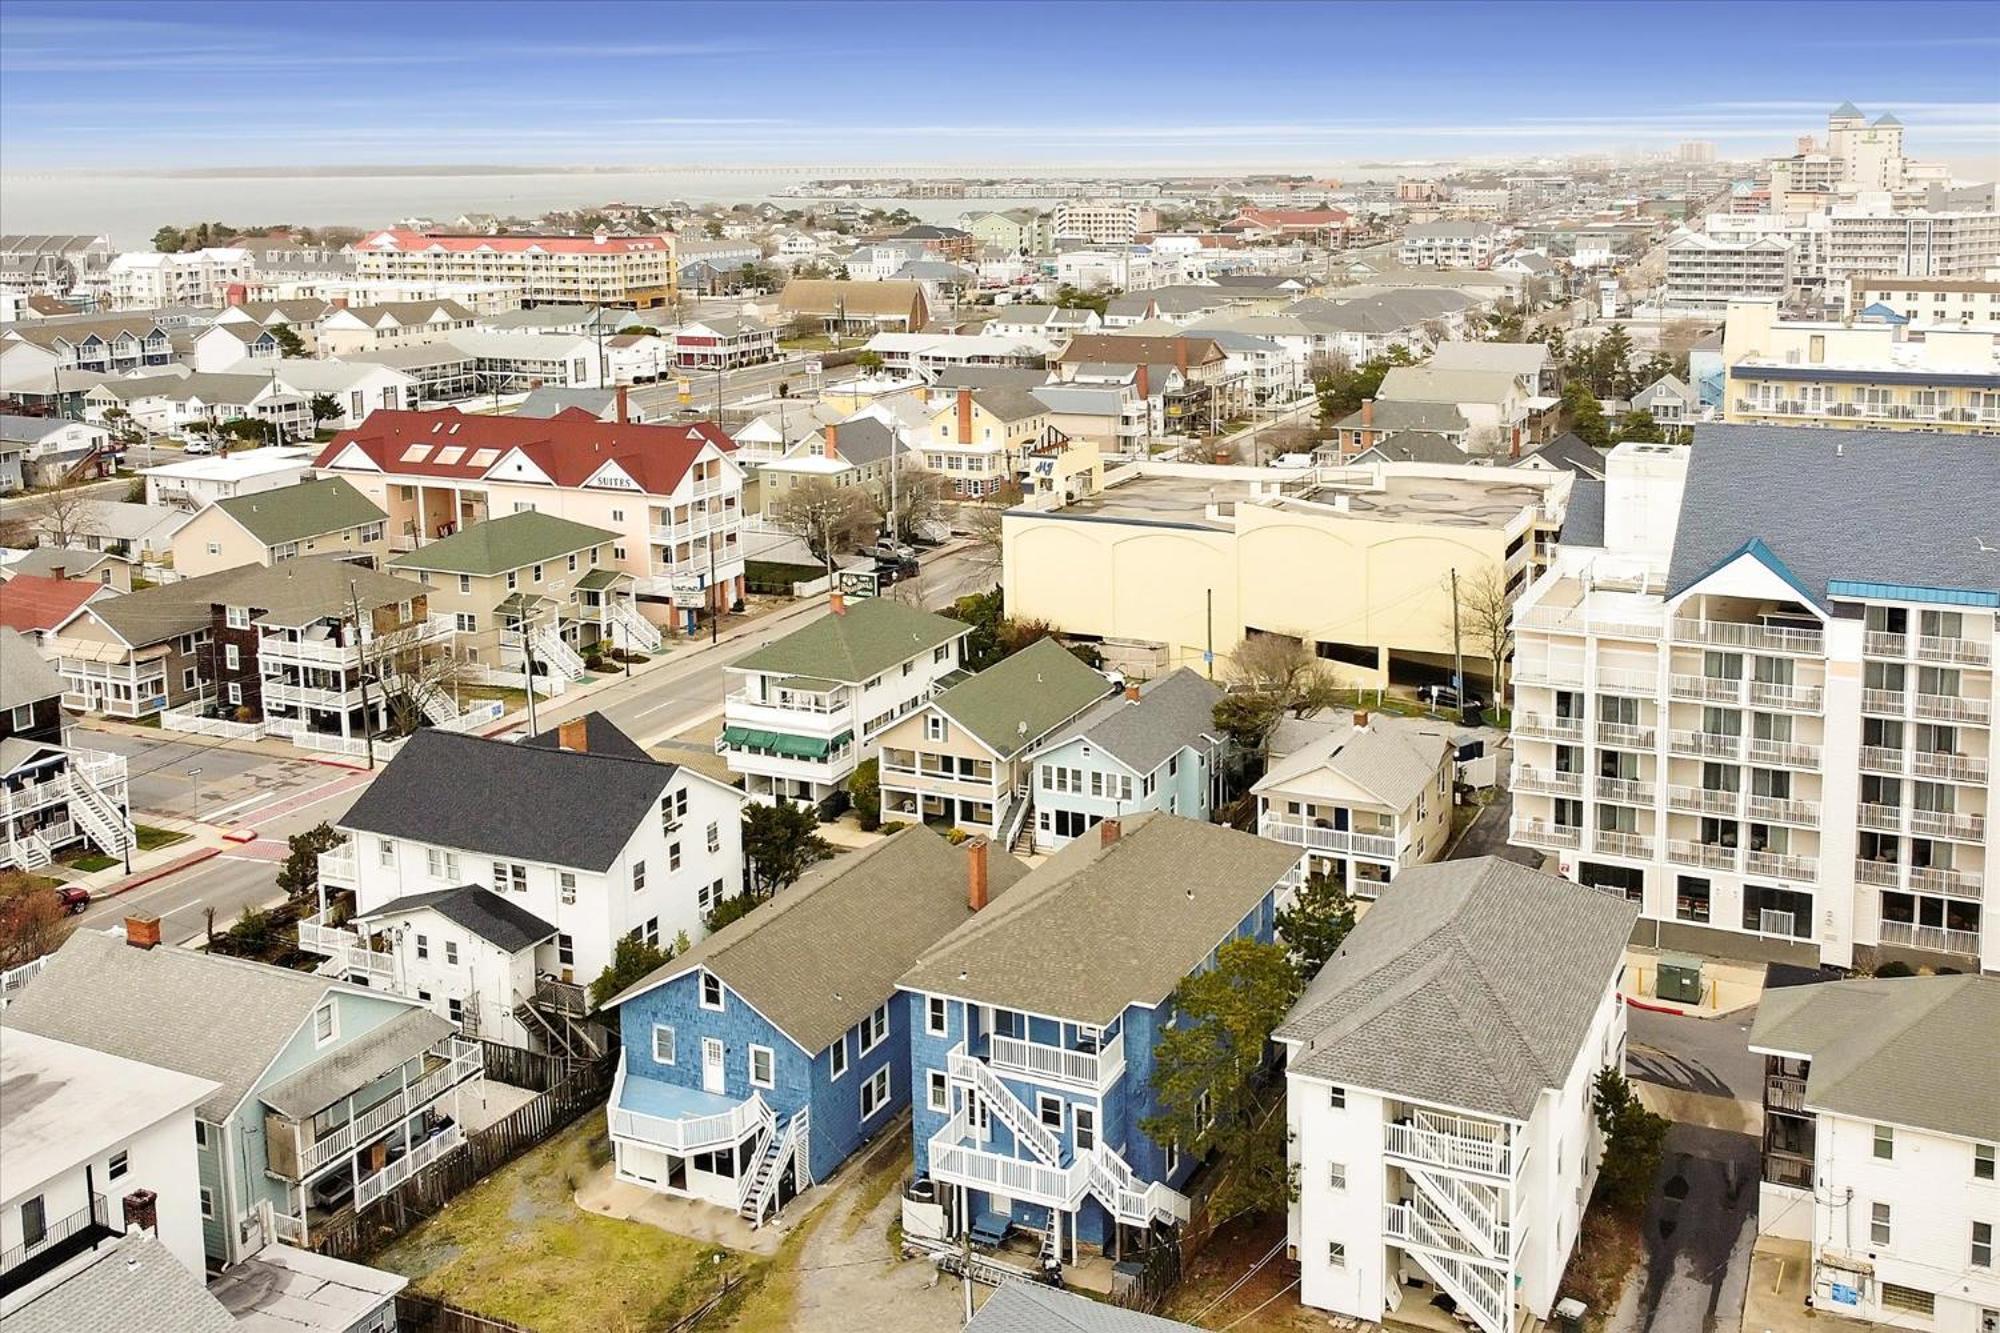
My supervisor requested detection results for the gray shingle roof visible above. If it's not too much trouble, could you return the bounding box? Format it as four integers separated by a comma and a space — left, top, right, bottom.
1332, 400, 1468, 435
1428, 341, 1548, 377
1749, 975, 1998, 1142
1039, 667, 1222, 774
610, 825, 1030, 1052
1665, 426, 2000, 606
0, 1231, 236, 1333
1254, 715, 1451, 809
968, 1282, 1202, 1332
1562, 477, 1606, 546
356, 885, 557, 954
0, 627, 62, 711
1514, 431, 1609, 479
900, 814, 1302, 1024
522, 710, 652, 761
2, 930, 339, 1121
1277, 858, 1636, 1120
339, 727, 680, 873
1351, 431, 1466, 466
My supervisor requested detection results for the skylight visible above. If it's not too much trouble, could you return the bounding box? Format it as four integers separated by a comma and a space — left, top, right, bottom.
400, 445, 432, 463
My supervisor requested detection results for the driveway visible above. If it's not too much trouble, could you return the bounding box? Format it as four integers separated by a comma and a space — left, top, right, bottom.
1609, 1125, 1758, 1333
1448, 776, 1541, 866
1627, 1005, 1762, 1104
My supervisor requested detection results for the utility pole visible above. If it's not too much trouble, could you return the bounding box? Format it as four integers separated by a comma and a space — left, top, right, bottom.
350, 581, 377, 770
522, 616, 541, 736
1450, 567, 1466, 718
708, 535, 719, 644
1205, 588, 1214, 681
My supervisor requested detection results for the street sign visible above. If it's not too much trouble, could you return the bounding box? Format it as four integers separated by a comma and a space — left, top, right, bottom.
804, 359, 824, 376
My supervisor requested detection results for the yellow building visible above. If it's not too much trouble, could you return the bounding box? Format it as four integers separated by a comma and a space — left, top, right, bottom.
1002, 461, 1567, 687
1721, 298, 2000, 433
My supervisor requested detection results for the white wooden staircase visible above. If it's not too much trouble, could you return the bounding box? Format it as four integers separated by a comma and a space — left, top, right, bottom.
738, 1107, 810, 1228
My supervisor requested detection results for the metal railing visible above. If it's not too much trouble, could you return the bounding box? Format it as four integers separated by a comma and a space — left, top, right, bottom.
1509, 817, 1581, 850
1669, 729, 1741, 759
1862, 688, 1908, 716
1669, 674, 1743, 703
1864, 631, 1908, 658
1747, 737, 1821, 768
1594, 775, 1654, 805
1512, 767, 1584, 798
1672, 618, 1823, 655
1909, 808, 1985, 841
1592, 829, 1653, 859
1916, 634, 1991, 667
1857, 803, 1905, 833
1910, 864, 1983, 895
1668, 784, 1739, 816
1915, 693, 1991, 725
1749, 680, 1823, 712
1746, 794, 1819, 825
1859, 746, 1907, 775
0, 1193, 110, 1281
1878, 919, 1981, 956
1667, 840, 1739, 872
1912, 751, 1988, 784
1745, 849, 1817, 881
1595, 720, 1656, 748
1514, 712, 1586, 742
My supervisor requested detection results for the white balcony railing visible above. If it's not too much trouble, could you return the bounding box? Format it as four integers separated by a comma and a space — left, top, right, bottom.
1864, 630, 1908, 658
1669, 729, 1742, 759
1595, 720, 1655, 749
1669, 674, 1743, 703
1673, 618, 1823, 655
1510, 817, 1581, 851
1386, 1112, 1513, 1178
1259, 818, 1399, 860
1592, 829, 1653, 860
355, 1121, 464, 1210
1862, 688, 1908, 716
607, 1053, 773, 1153
1749, 680, 1823, 712
1915, 693, 1991, 725
1912, 751, 1989, 785
1747, 737, 1821, 768
1859, 746, 1908, 775
1746, 794, 1820, 826
1910, 864, 1984, 895
316, 846, 358, 888
294, 1038, 481, 1177
1512, 767, 1584, 798
1514, 712, 1585, 743
1594, 776, 1654, 805
1668, 784, 1739, 817
987, 1031, 1127, 1090
1916, 635, 1992, 667
1857, 803, 1905, 833
1745, 849, 1818, 881
1878, 919, 1981, 956
1909, 808, 1985, 842
1668, 840, 1739, 872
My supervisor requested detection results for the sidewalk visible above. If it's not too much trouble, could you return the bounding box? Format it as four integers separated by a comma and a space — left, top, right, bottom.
58, 826, 235, 900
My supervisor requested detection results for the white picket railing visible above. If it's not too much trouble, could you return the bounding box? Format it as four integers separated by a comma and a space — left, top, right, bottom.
355, 1121, 465, 1210
607, 1052, 773, 1154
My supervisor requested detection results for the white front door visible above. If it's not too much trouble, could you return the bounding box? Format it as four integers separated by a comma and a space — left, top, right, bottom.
702, 1038, 726, 1094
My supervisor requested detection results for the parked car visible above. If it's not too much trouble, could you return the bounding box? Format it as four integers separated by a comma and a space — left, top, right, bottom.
1416, 683, 1485, 713
56, 886, 91, 915
181, 438, 214, 456
861, 539, 917, 564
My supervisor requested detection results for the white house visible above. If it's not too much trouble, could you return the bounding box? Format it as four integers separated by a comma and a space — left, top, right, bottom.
1280, 857, 1637, 1333
314, 714, 747, 1045
0, 1030, 217, 1313
1749, 975, 1999, 1332
140, 445, 317, 511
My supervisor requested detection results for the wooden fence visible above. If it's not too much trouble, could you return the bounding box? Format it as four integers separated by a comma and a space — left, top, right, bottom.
398, 1292, 536, 1333
308, 1057, 614, 1263
478, 1039, 573, 1093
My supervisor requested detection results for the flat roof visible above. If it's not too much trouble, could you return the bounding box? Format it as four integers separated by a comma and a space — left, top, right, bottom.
139, 446, 317, 482
0, 1028, 218, 1202
209, 1242, 408, 1332
1043, 469, 1544, 532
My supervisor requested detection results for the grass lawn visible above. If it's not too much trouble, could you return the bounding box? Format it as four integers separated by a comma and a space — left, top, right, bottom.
375, 1119, 761, 1333
455, 685, 529, 713
778, 333, 837, 353
131, 713, 162, 728
134, 825, 189, 852
59, 850, 118, 872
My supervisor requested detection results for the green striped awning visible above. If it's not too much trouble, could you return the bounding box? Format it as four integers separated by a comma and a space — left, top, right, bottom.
721, 727, 853, 759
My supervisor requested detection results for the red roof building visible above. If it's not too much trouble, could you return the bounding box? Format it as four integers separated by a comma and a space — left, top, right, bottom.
0, 573, 108, 639
1223, 207, 1355, 237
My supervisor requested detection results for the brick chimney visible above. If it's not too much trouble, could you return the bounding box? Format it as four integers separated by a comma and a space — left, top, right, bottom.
558, 717, 589, 753
1099, 817, 1122, 848
616, 384, 630, 424
957, 388, 974, 444
1361, 398, 1374, 427
1175, 340, 1188, 372
824, 424, 839, 460
122, 1190, 159, 1236
1353, 709, 1370, 731
965, 836, 990, 912
1136, 364, 1149, 399
829, 591, 846, 615
1510, 425, 1522, 459
50, 565, 65, 582
124, 914, 162, 950
330, 295, 349, 310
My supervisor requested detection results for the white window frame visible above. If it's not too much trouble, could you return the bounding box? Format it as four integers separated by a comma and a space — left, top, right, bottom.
1874, 1124, 1894, 1160
1328, 1085, 1346, 1109
748, 1044, 775, 1088
1074, 1105, 1096, 1152
926, 995, 948, 1036
199, 1187, 215, 1220
829, 1034, 848, 1081
1871, 1201, 1892, 1245
700, 971, 725, 1012
194, 1120, 210, 1149
927, 1069, 949, 1112
860, 1001, 889, 1054
1328, 1161, 1346, 1191
1327, 1240, 1346, 1269
860, 1065, 891, 1121
312, 1001, 336, 1046
1037, 1093, 1063, 1131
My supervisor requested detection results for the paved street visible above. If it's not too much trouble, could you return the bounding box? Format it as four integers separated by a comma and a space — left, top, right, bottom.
1627, 1003, 1762, 1104
81, 730, 333, 823
1612, 1124, 1758, 1333
1448, 773, 1541, 865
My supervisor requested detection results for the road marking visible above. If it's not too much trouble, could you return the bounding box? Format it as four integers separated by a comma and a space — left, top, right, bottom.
203, 789, 286, 822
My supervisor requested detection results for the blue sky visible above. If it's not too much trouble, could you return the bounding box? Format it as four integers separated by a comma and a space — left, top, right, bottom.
3, 1, 1997, 172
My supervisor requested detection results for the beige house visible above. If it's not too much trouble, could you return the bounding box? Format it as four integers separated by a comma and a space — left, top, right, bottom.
388, 510, 654, 686
315, 300, 477, 357
171, 477, 388, 578
1003, 460, 1567, 688
878, 638, 1112, 842
920, 386, 1061, 499
1253, 711, 1455, 897
756, 417, 906, 515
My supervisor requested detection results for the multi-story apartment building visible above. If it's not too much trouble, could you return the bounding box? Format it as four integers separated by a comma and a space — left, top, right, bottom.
1253, 711, 1455, 898
1706, 208, 2000, 311
603, 826, 1028, 1228
1509, 428, 1997, 972
0, 314, 176, 377
314, 409, 747, 627
918, 386, 1060, 499
1720, 299, 2000, 435
1663, 231, 1797, 313
877, 638, 1113, 844
900, 815, 1303, 1267
351, 231, 676, 308
1850, 276, 2000, 329
1281, 857, 1635, 1333
315, 300, 478, 357
316, 716, 745, 1041
0, 1029, 216, 1313
105, 247, 252, 309
1750, 975, 1998, 1331
721, 595, 968, 810
0, 629, 132, 874
1051, 200, 1148, 247
1026, 668, 1224, 853
1398, 221, 1502, 269
6, 925, 482, 1261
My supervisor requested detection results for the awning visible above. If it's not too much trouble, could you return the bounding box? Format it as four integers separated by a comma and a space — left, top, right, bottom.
720, 726, 852, 759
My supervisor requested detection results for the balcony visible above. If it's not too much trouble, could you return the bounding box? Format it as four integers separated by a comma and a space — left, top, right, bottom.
927, 1109, 1079, 1209
1914, 693, 1991, 725
1668, 785, 1740, 817
1746, 795, 1819, 826
983, 1030, 1126, 1091
276, 1037, 482, 1180
1912, 751, 1989, 784
1749, 681, 1822, 712
0, 1193, 117, 1297
1859, 746, 1907, 776
1512, 767, 1584, 798
1746, 737, 1821, 768
1910, 864, 1983, 896
1878, 918, 1981, 957
1673, 618, 1823, 655
264, 679, 365, 710
1260, 817, 1399, 860
1510, 816, 1581, 851
354, 1119, 464, 1211
1596, 666, 1660, 696
1670, 674, 1743, 704
1514, 712, 1585, 743
1596, 720, 1656, 749
1595, 775, 1654, 805
1513, 657, 1586, 687
1857, 803, 1905, 834
1745, 849, 1817, 881
296, 909, 394, 987
1855, 858, 1902, 888
1669, 729, 1741, 759
316, 846, 358, 889
1765, 1074, 1807, 1112
1592, 829, 1653, 860
1909, 808, 1985, 842
609, 1052, 771, 1154
1385, 1110, 1513, 1178
1862, 688, 1907, 716
1668, 840, 1739, 872
260, 615, 455, 667
1916, 634, 1992, 667
1863, 631, 1908, 658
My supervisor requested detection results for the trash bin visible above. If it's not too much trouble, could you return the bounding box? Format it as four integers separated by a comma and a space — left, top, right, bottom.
1555, 1298, 1587, 1333
1656, 954, 1704, 1004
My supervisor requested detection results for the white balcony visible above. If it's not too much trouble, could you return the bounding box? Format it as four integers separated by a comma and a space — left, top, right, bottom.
1592, 829, 1653, 860
1864, 631, 1908, 658
1673, 618, 1823, 655
1260, 817, 1399, 860
1510, 817, 1580, 851
1916, 635, 1992, 667
1668, 784, 1740, 817
1669, 730, 1742, 759
1859, 746, 1908, 776
1668, 840, 1739, 872
1915, 693, 1991, 725
1878, 919, 1981, 957
927, 1110, 1078, 1209
1746, 737, 1821, 768
1748, 681, 1823, 712
1514, 713, 1585, 743
290, 1038, 481, 1179
1745, 849, 1818, 881
1513, 657, 1585, 687
1512, 767, 1584, 798
317, 846, 358, 889
296, 908, 395, 987
984, 1031, 1126, 1091
264, 679, 365, 710
1857, 803, 1905, 834
1385, 1111, 1513, 1178
1910, 864, 1983, 895
1854, 858, 1902, 888
1912, 751, 1989, 784
1595, 666, 1660, 695
259, 615, 455, 667
1909, 808, 1985, 842
1670, 674, 1743, 704
1746, 794, 1820, 826
1595, 720, 1656, 749
1595, 776, 1654, 805
1862, 688, 1908, 716
608, 1052, 771, 1154
355, 1121, 464, 1210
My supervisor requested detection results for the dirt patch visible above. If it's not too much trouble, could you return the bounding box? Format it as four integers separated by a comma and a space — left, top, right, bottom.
1162, 1213, 1317, 1332
1559, 1201, 1645, 1328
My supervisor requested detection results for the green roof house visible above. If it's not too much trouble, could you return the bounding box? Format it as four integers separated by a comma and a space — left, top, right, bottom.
169, 476, 388, 579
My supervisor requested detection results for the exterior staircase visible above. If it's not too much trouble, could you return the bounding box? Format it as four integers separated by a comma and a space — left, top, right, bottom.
65, 767, 133, 858
609, 598, 663, 653
1001, 785, 1035, 855
738, 1107, 810, 1228
948, 1045, 1062, 1165
1386, 1112, 1516, 1333
1406, 1249, 1508, 1333
532, 624, 588, 681
419, 687, 459, 726
11, 832, 52, 870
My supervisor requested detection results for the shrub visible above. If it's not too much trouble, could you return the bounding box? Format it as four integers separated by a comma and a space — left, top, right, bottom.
1874, 959, 1917, 978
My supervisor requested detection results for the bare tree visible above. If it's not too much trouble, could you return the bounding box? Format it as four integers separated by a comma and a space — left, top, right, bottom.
1212, 631, 1338, 754
875, 466, 953, 543
960, 481, 1023, 577
0, 870, 74, 969
374, 641, 478, 738
1447, 567, 1514, 702
771, 475, 876, 578
1304, 349, 1351, 388
26, 476, 96, 548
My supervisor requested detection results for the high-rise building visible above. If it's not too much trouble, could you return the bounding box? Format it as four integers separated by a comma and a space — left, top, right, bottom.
1676, 140, 1717, 165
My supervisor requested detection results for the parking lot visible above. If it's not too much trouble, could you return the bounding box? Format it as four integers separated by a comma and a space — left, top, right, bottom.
82, 729, 344, 823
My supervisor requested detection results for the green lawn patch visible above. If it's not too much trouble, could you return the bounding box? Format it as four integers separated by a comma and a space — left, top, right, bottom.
376, 1119, 760, 1333
132, 713, 162, 728
134, 825, 190, 852
60, 851, 118, 872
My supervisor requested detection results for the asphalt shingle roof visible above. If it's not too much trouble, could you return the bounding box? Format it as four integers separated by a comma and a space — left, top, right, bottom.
1562, 476, 1606, 546
1749, 975, 1999, 1142
356, 885, 558, 954
387, 510, 616, 577
1039, 667, 1222, 775
732, 597, 965, 685
339, 725, 679, 872
1277, 857, 1636, 1120
3, 930, 338, 1121
521, 710, 652, 761
931, 638, 1111, 756
212, 476, 385, 546
610, 825, 1030, 1051
0, 626, 63, 710
1515, 431, 1608, 479
1665, 425, 2000, 607
968, 1282, 1203, 1332
901, 813, 1303, 1024
0, 1231, 236, 1333
1254, 715, 1452, 810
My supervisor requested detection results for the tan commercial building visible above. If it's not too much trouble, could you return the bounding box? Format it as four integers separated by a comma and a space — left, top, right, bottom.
351, 230, 676, 308
1002, 460, 1568, 687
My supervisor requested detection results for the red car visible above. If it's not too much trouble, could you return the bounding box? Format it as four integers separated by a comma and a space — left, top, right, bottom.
56, 887, 91, 916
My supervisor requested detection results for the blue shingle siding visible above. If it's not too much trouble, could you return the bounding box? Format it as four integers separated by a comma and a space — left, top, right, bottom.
906, 989, 964, 1178
806, 994, 908, 1183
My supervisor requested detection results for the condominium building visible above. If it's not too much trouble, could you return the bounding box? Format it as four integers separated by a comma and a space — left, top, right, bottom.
1663, 231, 1797, 313
351, 231, 677, 309
1720, 299, 2000, 434
1705, 208, 2000, 310
1051, 200, 1149, 247
1397, 221, 1502, 269
1509, 428, 1997, 972
1749, 975, 1999, 1330
105, 248, 252, 309
1850, 276, 2000, 329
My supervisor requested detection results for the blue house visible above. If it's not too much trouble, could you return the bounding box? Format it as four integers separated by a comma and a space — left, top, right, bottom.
898, 813, 1303, 1264
602, 825, 1028, 1226
1026, 668, 1225, 852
